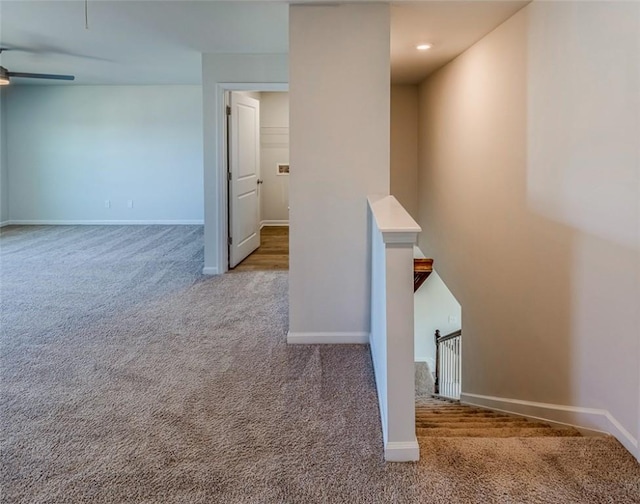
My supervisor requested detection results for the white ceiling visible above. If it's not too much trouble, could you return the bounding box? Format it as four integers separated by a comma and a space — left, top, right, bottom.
0, 1, 289, 85
0, 1, 528, 86
391, 1, 528, 84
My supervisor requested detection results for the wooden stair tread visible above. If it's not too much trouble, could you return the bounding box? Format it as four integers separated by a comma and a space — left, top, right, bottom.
413, 258, 433, 272
413, 258, 434, 292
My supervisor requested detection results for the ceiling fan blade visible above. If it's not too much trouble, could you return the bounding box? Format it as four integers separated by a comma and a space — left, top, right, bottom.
1, 45, 111, 62
7, 72, 75, 81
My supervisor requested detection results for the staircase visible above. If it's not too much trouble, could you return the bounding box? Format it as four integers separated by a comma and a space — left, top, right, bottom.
416, 398, 582, 439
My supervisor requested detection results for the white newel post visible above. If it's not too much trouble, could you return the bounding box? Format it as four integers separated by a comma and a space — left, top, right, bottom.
368, 195, 421, 462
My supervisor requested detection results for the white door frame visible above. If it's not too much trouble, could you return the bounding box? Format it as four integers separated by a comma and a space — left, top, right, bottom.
216, 82, 288, 274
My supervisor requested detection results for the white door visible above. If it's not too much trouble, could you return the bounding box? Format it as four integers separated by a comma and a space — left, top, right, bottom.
229, 92, 261, 268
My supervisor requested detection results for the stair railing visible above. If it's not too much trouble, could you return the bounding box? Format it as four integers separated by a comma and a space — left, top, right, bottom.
434, 329, 462, 399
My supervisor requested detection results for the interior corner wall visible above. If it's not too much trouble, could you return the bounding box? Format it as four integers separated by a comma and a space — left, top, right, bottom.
260, 92, 289, 224
0, 88, 8, 225
390, 84, 418, 220
201, 54, 288, 274
289, 4, 390, 338
414, 270, 461, 371
417, 1, 639, 457
4, 85, 203, 224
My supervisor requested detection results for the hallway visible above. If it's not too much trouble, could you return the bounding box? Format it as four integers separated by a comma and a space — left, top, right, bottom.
232, 226, 289, 271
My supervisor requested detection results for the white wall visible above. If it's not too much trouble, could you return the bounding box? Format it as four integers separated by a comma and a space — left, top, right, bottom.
201, 54, 288, 274
0, 0, 6, 225
390, 85, 418, 220
4, 85, 203, 224
414, 270, 461, 372
288, 4, 390, 341
0, 88, 8, 225
417, 1, 639, 457
260, 92, 289, 224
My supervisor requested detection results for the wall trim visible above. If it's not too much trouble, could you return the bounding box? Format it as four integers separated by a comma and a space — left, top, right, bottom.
260, 220, 289, 228
202, 267, 219, 276
287, 332, 369, 344
461, 392, 639, 458
6, 219, 204, 226
0, 220, 11, 228
384, 440, 420, 462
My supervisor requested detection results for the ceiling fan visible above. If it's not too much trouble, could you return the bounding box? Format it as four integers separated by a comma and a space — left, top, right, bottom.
0, 48, 75, 85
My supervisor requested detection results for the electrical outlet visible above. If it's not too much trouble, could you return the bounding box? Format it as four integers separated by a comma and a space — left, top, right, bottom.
448, 315, 458, 324
105, 200, 111, 208
127, 200, 133, 209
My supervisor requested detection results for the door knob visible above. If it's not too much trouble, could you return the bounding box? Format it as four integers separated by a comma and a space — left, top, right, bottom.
257, 179, 264, 185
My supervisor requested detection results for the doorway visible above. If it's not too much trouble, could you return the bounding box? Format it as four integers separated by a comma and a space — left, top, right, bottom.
226, 90, 290, 271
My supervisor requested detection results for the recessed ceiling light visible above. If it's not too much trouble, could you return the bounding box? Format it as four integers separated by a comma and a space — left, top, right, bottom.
416, 43, 433, 51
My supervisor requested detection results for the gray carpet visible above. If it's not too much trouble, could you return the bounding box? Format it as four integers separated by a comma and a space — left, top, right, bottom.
2, 225, 639, 503
415, 361, 434, 398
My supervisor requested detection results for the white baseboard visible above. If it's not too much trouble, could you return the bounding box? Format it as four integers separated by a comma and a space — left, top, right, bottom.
286, 332, 369, 344
202, 267, 219, 275
371, 335, 423, 463
461, 392, 639, 459
6, 219, 204, 225
0, 220, 11, 228
260, 220, 289, 228
384, 440, 420, 462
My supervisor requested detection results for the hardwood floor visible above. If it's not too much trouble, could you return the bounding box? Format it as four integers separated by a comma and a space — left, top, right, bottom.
231, 226, 289, 271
